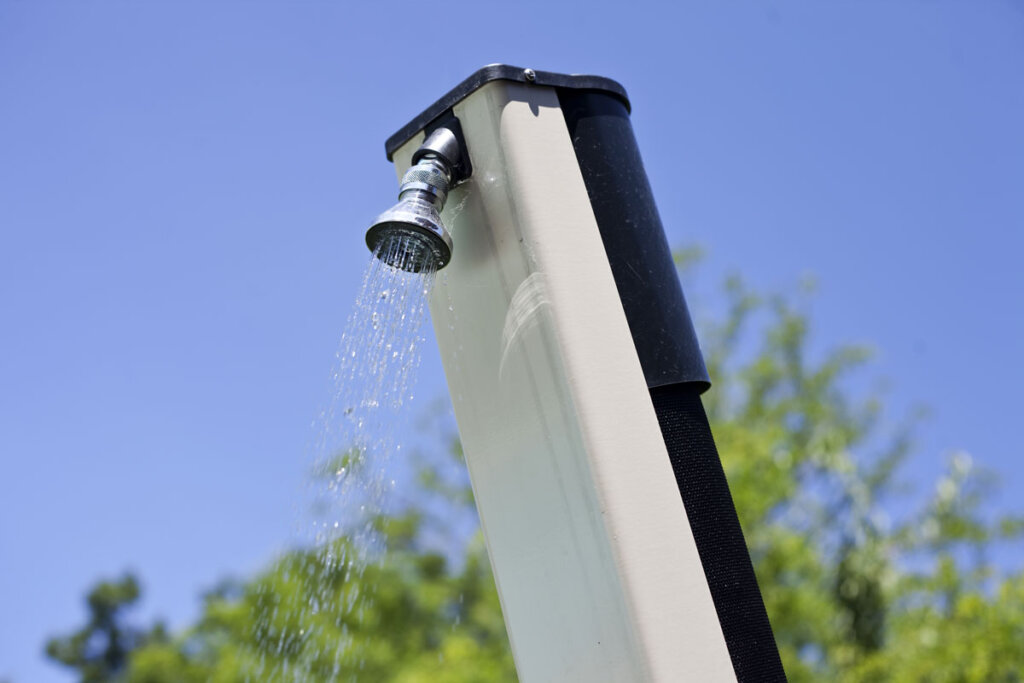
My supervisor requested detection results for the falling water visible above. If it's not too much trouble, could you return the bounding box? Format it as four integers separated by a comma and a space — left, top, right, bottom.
249, 233, 438, 680
313, 232, 438, 538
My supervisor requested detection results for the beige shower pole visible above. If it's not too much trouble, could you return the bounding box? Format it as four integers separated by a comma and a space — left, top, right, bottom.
390, 79, 734, 682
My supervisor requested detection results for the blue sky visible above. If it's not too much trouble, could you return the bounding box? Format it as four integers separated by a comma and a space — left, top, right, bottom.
2, 2, 1022, 681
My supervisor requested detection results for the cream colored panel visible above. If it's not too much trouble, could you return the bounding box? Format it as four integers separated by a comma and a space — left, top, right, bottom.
392, 81, 734, 682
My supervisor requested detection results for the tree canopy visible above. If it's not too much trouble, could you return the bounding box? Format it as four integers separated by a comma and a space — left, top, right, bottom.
46, 264, 1023, 681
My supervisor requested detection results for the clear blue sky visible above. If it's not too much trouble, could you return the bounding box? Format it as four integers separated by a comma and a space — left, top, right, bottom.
2, 2, 1022, 681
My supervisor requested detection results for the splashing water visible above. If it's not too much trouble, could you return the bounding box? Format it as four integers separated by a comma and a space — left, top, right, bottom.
314, 233, 438, 533
249, 233, 438, 680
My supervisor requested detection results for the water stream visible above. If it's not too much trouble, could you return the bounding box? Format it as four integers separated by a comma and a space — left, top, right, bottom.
251, 233, 439, 679
312, 233, 438, 542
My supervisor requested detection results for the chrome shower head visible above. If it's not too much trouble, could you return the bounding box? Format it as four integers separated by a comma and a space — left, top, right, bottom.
366, 127, 467, 272
365, 201, 453, 273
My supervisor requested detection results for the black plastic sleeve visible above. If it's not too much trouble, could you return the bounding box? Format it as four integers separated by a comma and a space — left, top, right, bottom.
560, 88, 786, 681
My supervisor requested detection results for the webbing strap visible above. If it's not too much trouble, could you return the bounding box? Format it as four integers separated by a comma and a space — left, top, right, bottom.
651, 383, 787, 682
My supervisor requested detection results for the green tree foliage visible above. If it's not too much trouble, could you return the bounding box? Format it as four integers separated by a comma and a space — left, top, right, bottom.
47, 268, 1023, 681
120, 518, 514, 683
44, 574, 169, 682
693, 274, 1023, 680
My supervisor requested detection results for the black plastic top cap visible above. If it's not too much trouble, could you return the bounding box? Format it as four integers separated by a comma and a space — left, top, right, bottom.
384, 64, 630, 161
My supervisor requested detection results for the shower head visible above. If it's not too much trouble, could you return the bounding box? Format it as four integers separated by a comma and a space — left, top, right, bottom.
366, 127, 467, 272
365, 192, 453, 272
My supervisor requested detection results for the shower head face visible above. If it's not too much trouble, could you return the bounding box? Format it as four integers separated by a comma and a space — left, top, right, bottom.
365, 198, 453, 272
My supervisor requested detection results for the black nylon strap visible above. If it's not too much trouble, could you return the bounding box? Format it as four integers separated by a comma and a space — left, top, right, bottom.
651, 383, 787, 681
